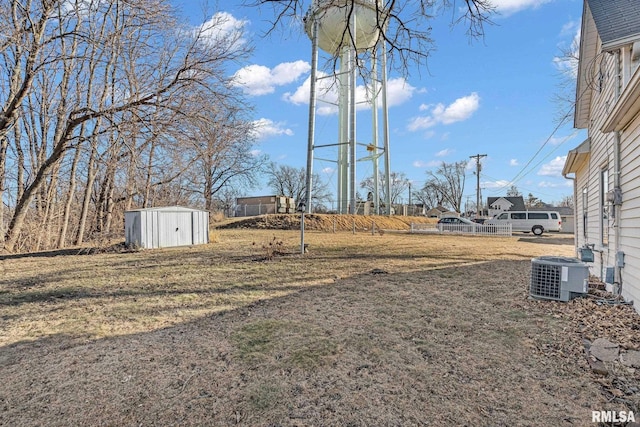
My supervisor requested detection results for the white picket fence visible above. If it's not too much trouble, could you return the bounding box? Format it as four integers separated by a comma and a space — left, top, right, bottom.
410, 222, 512, 237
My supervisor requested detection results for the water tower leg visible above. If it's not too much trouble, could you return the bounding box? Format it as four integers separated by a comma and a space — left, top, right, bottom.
304, 19, 318, 214
338, 48, 349, 214
349, 45, 357, 215
371, 52, 380, 215
381, 43, 392, 215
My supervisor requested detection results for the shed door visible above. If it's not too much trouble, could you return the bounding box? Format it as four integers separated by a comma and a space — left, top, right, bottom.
158, 212, 193, 247
175, 212, 193, 246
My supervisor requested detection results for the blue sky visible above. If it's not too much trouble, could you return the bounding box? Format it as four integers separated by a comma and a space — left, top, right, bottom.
175, 0, 584, 207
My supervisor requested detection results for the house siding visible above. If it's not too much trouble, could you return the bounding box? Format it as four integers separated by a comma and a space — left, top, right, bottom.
574, 161, 589, 242
619, 117, 640, 304
568, 0, 640, 310
575, 34, 618, 285
569, 1, 640, 308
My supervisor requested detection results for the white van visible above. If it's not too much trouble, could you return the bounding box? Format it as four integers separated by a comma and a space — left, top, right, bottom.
486, 211, 562, 235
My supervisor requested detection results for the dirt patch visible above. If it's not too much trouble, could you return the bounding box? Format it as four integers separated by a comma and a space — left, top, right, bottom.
0, 230, 638, 425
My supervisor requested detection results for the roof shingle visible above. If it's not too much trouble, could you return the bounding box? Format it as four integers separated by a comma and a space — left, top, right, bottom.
587, 0, 640, 49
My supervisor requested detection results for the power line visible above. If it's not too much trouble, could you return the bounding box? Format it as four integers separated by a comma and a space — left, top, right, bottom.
493, 50, 603, 194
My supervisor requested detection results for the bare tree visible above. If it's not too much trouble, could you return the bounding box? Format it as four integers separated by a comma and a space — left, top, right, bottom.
0, 1, 254, 252
525, 193, 546, 209
506, 185, 521, 197
184, 101, 267, 212
413, 180, 445, 210
558, 195, 574, 209
247, 0, 495, 76
265, 162, 331, 209
552, 28, 580, 124
359, 171, 409, 205
426, 161, 467, 212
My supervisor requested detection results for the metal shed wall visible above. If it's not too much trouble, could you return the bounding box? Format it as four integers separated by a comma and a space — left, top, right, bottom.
125, 207, 209, 249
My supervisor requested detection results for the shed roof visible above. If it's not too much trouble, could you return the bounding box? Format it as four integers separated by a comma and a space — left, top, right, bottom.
126, 206, 208, 213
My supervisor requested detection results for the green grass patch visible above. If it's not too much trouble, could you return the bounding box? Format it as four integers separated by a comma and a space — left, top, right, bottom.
232, 319, 338, 369
231, 319, 288, 362
247, 383, 282, 411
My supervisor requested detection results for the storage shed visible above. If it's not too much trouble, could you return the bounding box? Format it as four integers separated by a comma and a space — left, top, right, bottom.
124, 206, 209, 249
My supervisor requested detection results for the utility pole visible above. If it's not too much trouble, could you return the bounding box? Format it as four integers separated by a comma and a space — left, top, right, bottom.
470, 154, 487, 218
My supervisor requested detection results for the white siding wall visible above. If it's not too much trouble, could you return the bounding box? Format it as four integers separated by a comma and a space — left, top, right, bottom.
574, 161, 589, 247
619, 114, 640, 304
578, 35, 640, 305
582, 39, 617, 283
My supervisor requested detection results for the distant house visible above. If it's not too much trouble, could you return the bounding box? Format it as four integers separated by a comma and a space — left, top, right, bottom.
562, 0, 640, 302
487, 196, 526, 218
425, 206, 456, 218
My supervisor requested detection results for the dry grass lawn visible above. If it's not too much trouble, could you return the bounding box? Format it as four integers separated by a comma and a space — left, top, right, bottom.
0, 223, 637, 426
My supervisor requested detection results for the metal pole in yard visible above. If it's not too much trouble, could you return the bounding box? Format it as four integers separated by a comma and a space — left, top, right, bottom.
300, 211, 305, 254
298, 199, 307, 255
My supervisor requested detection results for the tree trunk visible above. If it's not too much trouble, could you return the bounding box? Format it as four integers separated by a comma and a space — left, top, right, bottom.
76, 142, 97, 246
58, 144, 81, 248
0, 137, 7, 245
143, 138, 157, 208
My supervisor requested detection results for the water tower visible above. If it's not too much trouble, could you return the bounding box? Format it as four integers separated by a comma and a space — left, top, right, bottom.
303, 0, 391, 214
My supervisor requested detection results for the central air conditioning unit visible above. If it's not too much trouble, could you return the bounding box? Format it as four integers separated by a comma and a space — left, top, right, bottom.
530, 256, 589, 302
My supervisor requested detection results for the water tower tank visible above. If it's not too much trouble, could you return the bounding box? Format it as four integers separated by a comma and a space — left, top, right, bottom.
305, 0, 383, 54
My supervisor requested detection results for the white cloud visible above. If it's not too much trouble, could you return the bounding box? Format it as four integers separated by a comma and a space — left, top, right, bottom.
249, 149, 262, 157
510, 159, 519, 166
198, 12, 248, 51
271, 61, 312, 85
322, 167, 334, 174
436, 149, 452, 157
548, 136, 566, 145
413, 160, 440, 168
283, 75, 415, 115
408, 93, 480, 131
385, 78, 417, 107
482, 179, 513, 189
233, 61, 310, 96
538, 180, 573, 188
537, 156, 567, 177
560, 20, 579, 38
489, 0, 553, 16
283, 71, 332, 107
251, 118, 294, 140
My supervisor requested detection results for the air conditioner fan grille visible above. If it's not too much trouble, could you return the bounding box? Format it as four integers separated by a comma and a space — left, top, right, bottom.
530, 262, 561, 299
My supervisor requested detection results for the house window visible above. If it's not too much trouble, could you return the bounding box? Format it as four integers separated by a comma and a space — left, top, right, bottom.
582, 187, 588, 239
601, 169, 609, 246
